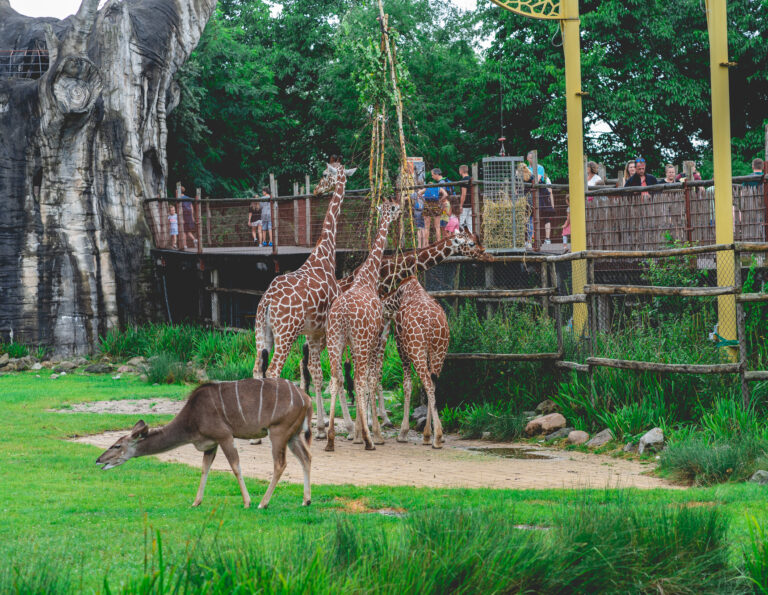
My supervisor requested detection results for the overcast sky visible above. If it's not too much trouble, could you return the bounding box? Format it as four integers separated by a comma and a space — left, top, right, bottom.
11, 0, 477, 19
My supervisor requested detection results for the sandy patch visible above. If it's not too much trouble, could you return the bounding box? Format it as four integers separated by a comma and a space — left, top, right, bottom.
55, 398, 184, 416
72, 425, 681, 491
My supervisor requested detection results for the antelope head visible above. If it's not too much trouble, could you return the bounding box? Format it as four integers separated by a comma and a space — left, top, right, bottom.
95, 420, 148, 470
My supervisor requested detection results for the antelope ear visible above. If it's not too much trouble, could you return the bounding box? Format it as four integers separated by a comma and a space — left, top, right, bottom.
344, 167, 357, 177
131, 420, 149, 439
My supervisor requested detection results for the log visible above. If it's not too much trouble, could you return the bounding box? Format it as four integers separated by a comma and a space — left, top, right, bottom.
584, 284, 735, 297
586, 357, 740, 374
555, 360, 589, 373
445, 352, 560, 361
0, 0, 217, 354
745, 371, 768, 381
205, 287, 265, 297
736, 293, 768, 303
550, 294, 587, 304
428, 288, 554, 299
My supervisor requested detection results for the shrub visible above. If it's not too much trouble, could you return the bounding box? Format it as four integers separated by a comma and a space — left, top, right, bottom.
99, 326, 148, 358
145, 353, 197, 385
456, 401, 527, 441
743, 516, 768, 595
0, 341, 29, 358
701, 397, 765, 442
660, 434, 768, 485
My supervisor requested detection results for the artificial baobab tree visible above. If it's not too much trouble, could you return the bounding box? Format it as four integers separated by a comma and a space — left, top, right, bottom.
0, 0, 216, 354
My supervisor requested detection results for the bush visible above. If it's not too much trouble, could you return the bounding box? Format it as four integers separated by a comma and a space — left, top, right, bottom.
455, 401, 527, 441
145, 353, 197, 385
0, 341, 29, 358
660, 433, 768, 485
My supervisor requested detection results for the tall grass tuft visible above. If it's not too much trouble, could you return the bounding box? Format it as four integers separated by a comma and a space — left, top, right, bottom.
0, 341, 30, 358
145, 353, 197, 385
743, 516, 768, 594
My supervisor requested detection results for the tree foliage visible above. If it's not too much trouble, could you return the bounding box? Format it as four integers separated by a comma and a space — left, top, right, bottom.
167, 0, 768, 193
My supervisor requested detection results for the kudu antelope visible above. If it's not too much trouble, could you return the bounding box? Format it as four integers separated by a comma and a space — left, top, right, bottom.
96, 378, 313, 509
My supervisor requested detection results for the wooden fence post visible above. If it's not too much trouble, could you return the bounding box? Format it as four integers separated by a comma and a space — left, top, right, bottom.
269, 173, 278, 255
305, 174, 312, 246
211, 269, 219, 327
683, 161, 694, 244
195, 187, 202, 255
293, 181, 300, 246
734, 249, 750, 408
763, 159, 768, 243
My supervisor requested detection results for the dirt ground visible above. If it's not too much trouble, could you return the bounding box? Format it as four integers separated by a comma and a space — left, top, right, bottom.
67, 398, 680, 490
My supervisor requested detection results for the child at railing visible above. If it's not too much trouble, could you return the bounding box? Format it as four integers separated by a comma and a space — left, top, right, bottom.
168, 205, 178, 249
561, 195, 571, 246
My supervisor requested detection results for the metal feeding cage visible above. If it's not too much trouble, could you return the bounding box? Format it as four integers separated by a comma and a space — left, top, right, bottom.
481, 156, 528, 250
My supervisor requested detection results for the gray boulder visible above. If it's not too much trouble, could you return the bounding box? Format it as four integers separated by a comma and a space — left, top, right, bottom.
54, 361, 78, 373
85, 363, 113, 374
623, 442, 638, 453
567, 430, 589, 445
545, 427, 574, 441
535, 399, 558, 415
31, 362, 43, 371
413, 405, 428, 419
0, 353, 8, 368
11, 358, 31, 371
638, 428, 664, 454
127, 356, 146, 367
586, 429, 614, 448
750, 470, 768, 485
525, 413, 567, 436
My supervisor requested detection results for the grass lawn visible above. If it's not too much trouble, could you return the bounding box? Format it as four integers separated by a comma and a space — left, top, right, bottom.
2, 370, 768, 593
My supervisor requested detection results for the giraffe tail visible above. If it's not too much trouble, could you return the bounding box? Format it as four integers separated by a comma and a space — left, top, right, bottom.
260, 349, 269, 377
300, 343, 310, 393
344, 357, 355, 404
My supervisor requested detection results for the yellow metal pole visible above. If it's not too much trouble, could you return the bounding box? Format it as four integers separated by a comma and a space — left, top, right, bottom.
706, 0, 737, 360
561, 0, 587, 334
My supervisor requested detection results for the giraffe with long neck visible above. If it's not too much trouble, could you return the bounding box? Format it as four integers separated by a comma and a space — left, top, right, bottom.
252, 162, 356, 439
324, 201, 402, 451
338, 229, 493, 427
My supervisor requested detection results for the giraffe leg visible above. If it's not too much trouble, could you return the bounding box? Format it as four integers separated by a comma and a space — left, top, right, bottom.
397, 353, 412, 443
427, 383, 444, 448
192, 446, 217, 507
414, 361, 434, 446
338, 349, 356, 436
266, 326, 301, 379
354, 361, 375, 450
306, 335, 328, 439
368, 368, 385, 444
374, 327, 393, 427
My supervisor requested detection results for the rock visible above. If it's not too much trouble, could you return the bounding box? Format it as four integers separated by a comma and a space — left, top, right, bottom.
117, 365, 136, 374
41, 361, 55, 369
638, 428, 664, 454
523, 410, 537, 419
749, 470, 768, 485
54, 361, 78, 373
112, 375, 122, 380
127, 356, 146, 367
31, 362, 43, 370
85, 363, 113, 374
481, 431, 491, 439
545, 427, 574, 441
11, 358, 30, 371
0, 353, 8, 367
623, 442, 638, 453
567, 430, 589, 445
50, 374, 59, 379
3, 362, 17, 372
195, 368, 208, 382
139, 374, 148, 383
586, 429, 614, 448
415, 417, 427, 432
525, 413, 567, 437
73, 357, 89, 367
535, 399, 558, 415
413, 405, 428, 419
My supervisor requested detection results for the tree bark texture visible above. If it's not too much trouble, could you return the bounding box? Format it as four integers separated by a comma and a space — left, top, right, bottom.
0, 0, 216, 354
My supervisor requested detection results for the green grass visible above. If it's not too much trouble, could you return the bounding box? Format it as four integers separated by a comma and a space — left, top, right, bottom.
2, 371, 768, 592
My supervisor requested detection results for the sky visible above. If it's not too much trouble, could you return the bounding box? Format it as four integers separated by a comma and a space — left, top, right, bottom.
11, 0, 478, 19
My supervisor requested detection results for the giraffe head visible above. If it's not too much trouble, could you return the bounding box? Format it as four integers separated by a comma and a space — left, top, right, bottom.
376, 201, 402, 227
313, 162, 358, 196
450, 229, 494, 261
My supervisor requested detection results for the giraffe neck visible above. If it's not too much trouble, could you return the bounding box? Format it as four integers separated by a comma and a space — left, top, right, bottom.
354, 217, 393, 290
305, 176, 346, 270
380, 238, 455, 289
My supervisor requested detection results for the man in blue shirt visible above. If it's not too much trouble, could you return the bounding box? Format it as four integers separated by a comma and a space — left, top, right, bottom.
419, 168, 448, 244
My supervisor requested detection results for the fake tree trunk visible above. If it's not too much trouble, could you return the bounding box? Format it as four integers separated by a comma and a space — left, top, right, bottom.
0, 0, 216, 354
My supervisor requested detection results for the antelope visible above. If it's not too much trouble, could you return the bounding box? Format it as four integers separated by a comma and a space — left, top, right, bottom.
95, 378, 313, 509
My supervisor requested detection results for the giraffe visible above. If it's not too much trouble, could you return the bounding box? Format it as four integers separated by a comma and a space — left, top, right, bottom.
342, 230, 493, 427
385, 277, 450, 448
324, 201, 402, 451
252, 161, 356, 440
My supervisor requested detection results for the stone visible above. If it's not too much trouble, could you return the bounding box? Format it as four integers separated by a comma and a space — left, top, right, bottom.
749, 470, 768, 485
624, 442, 638, 453
567, 430, 589, 445
112, 375, 122, 380
50, 374, 59, 379
31, 362, 43, 370
638, 428, 664, 454
0, 353, 9, 367
54, 361, 78, 373
41, 361, 55, 369
413, 405, 428, 419
139, 374, 149, 383
523, 410, 537, 419
126, 356, 146, 367
85, 363, 113, 374
117, 365, 137, 374
525, 413, 567, 437
481, 431, 491, 439
3, 362, 17, 371
195, 368, 208, 382
10, 358, 30, 371
415, 417, 427, 432
545, 427, 574, 441
73, 357, 89, 367
586, 429, 614, 448
535, 399, 558, 415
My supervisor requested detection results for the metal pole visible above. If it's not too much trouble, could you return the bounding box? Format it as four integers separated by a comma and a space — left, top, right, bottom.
305, 174, 312, 246
706, 0, 737, 361
561, 0, 588, 335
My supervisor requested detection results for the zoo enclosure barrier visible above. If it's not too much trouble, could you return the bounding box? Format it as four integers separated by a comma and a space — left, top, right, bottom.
434, 243, 768, 408
142, 169, 768, 255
